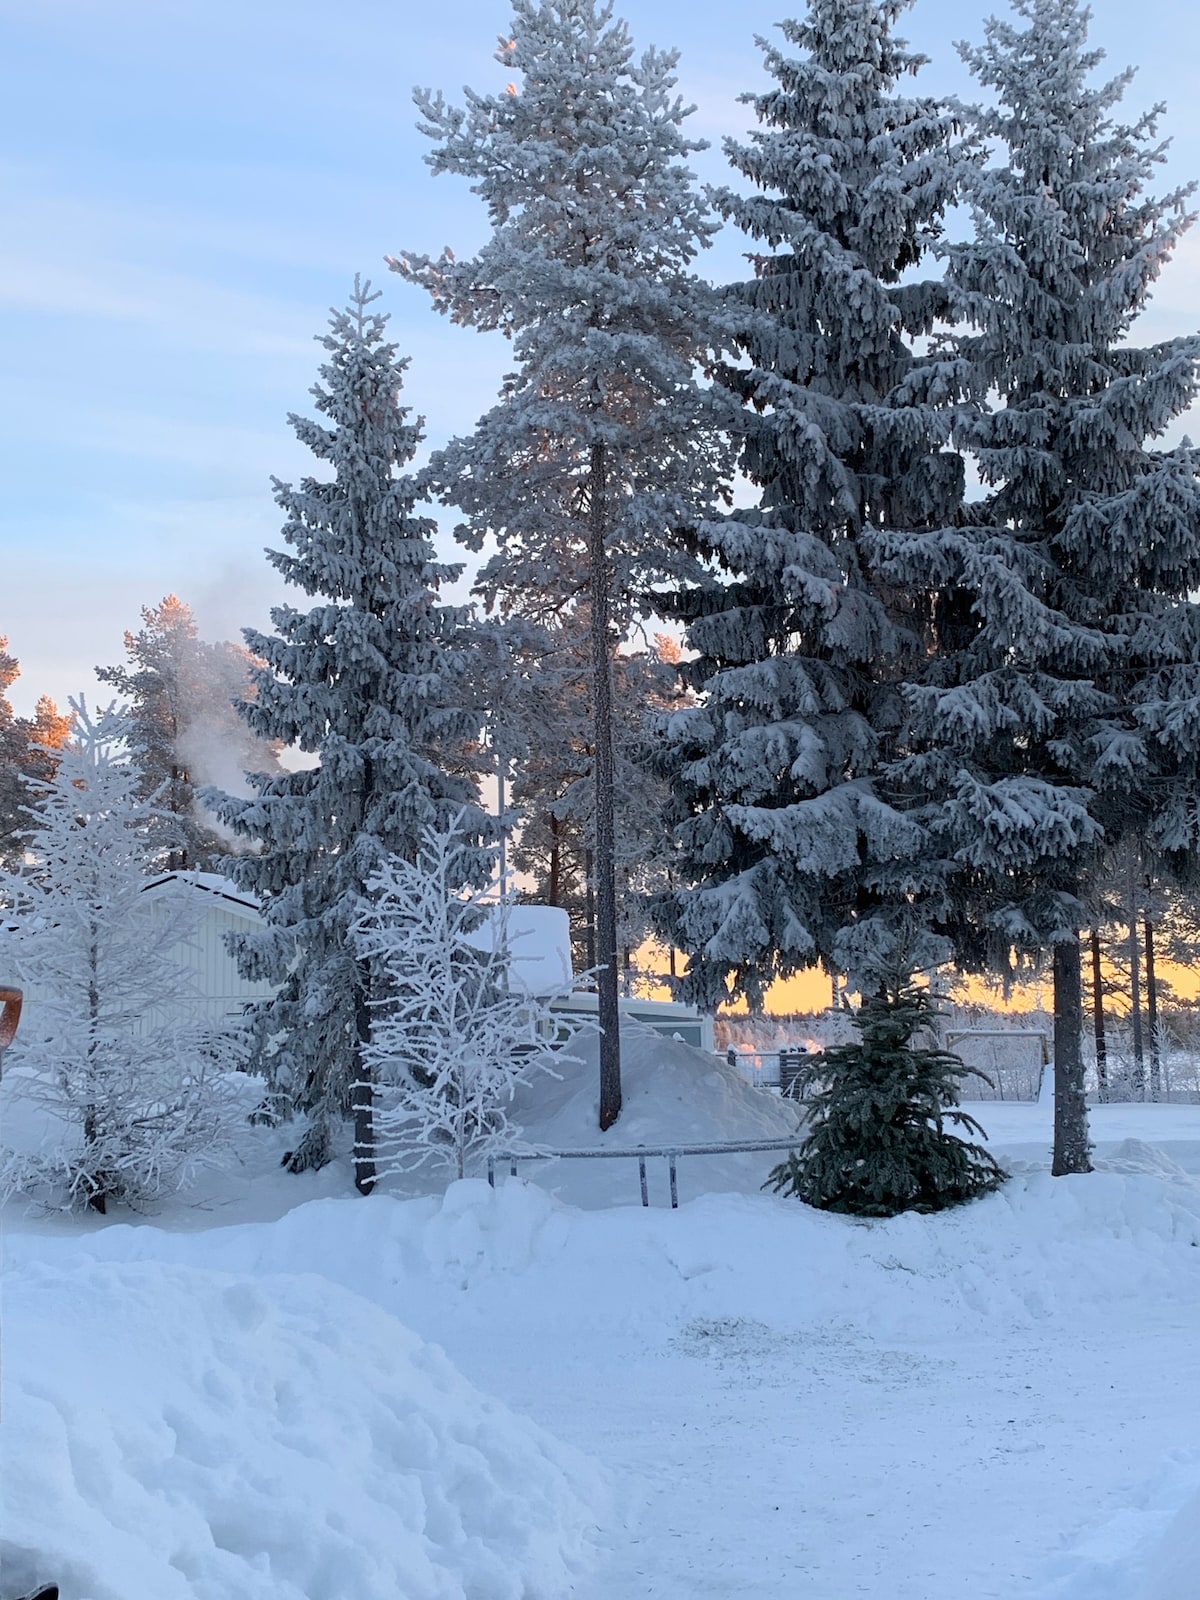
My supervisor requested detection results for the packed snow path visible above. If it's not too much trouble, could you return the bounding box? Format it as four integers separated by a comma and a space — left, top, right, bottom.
6, 1029, 1200, 1600
8, 1116, 1200, 1600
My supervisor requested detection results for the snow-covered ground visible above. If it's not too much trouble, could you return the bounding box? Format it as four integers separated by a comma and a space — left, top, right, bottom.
5, 1028, 1200, 1599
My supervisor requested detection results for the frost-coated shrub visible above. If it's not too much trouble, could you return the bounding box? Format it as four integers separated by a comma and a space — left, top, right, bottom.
351, 817, 568, 1181
0, 701, 238, 1212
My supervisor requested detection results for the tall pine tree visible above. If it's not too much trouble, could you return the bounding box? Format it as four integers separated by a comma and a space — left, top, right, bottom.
659, 0, 966, 1008
393, 0, 737, 1127
98, 595, 281, 871
873, 0, 1200, 1174
208, 280, 489, 1190
0, 638, 69, 867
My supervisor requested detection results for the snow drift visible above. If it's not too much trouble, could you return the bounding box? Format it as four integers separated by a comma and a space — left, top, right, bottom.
2, 1257, 604, 1600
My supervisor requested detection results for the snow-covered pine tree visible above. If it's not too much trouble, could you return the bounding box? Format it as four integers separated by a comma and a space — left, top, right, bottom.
0, 700, 236, 1212
0, 639, 69, 867
872, 0, 1200, 1175
206, 279, 490, 1191
766, 978, 1006, 1216
658, 0, 967, 1010
0, 638, 20, 853
97, 596, 282, 871
391, 0, 738, 1129
351, 814, 564, 1182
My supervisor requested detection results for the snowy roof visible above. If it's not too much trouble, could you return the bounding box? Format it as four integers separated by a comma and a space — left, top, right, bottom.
470, 904, 574, 997
141, 871, 261, 917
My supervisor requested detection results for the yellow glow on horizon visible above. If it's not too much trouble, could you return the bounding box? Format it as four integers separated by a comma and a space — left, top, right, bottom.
634, 941, 1199, 1015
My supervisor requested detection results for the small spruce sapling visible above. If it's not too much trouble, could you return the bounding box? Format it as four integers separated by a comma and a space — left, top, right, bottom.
766, 980, 1006, 1216
350, 816, 567, 1182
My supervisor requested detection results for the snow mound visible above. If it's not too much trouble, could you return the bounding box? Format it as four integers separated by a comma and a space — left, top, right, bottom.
1040, 1452, 1200, 1600
2, 1258, 604, 1600
1140, 1480, 1200, 1600
509, 1020, 803, 1206
1092, 1137, 1192, 1180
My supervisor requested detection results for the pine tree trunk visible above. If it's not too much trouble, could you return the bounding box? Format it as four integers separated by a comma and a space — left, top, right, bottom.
85, 936, 110, 1212
1051, 936, 1092, 1175
584, 849, 596, 975
496, 743, 507, 893
548, 815, 561, 907
1090, 925, 1108, 1102
352, 974, 376, 1195
1145, 918, 1161, 1101
588, 440, 622, 1130
1127, 854, 1145, 1097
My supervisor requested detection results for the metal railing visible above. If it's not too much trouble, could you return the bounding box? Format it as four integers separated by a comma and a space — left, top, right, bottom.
486, 1136, 804, 1209
723, 1046, 810, 1090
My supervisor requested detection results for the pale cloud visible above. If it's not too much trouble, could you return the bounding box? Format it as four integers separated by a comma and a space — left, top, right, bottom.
0, 238, 314, 360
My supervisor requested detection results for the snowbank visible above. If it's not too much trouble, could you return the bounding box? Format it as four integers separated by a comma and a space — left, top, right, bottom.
2, 1256, 604, 1600
6, 1147, 1200, 1600
1042, 1452, 1200, 1600
509, 1020, 803, 1206
1140, 1478, 1200, 1600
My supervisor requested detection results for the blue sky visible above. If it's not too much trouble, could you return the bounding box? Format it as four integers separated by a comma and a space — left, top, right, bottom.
2, 0, 1198, 715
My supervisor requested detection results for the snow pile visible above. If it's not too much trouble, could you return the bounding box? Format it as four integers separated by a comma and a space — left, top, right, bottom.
2, 1257, 604, 1600
6, 1139, 1200, 1600
1140, 1476, 1200, 1600
509, 1020, 803, 1206
1043, 1453, 1200, 1600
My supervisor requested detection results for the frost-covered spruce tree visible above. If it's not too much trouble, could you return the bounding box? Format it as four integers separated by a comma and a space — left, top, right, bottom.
351, 815, 564, 1181
658, 0, 967, 1010
97, 595, 281, 871
766, 979, 1006, 1216
0, 701, 235, 1213
207, 280, 489, 1191
0, 638, 69, 867
873, 0, 1200, 1175
392, 0, 737, 1129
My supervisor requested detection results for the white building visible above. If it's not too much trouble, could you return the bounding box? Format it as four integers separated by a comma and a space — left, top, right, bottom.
4, 873, 712, 1050
139, 871, 277, 1027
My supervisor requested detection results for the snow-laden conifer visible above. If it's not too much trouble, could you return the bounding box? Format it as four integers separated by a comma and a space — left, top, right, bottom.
766, 980, 1006, 1216
0, 639, 69, 867
659, 0, 967, 1009
873, 0, 1200, 1174
97, 595, 281, 871
351, 815, 566, 1181
392, 0, 738, 1128
0, 701, 237, 1212
206, 280, 489, 1191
